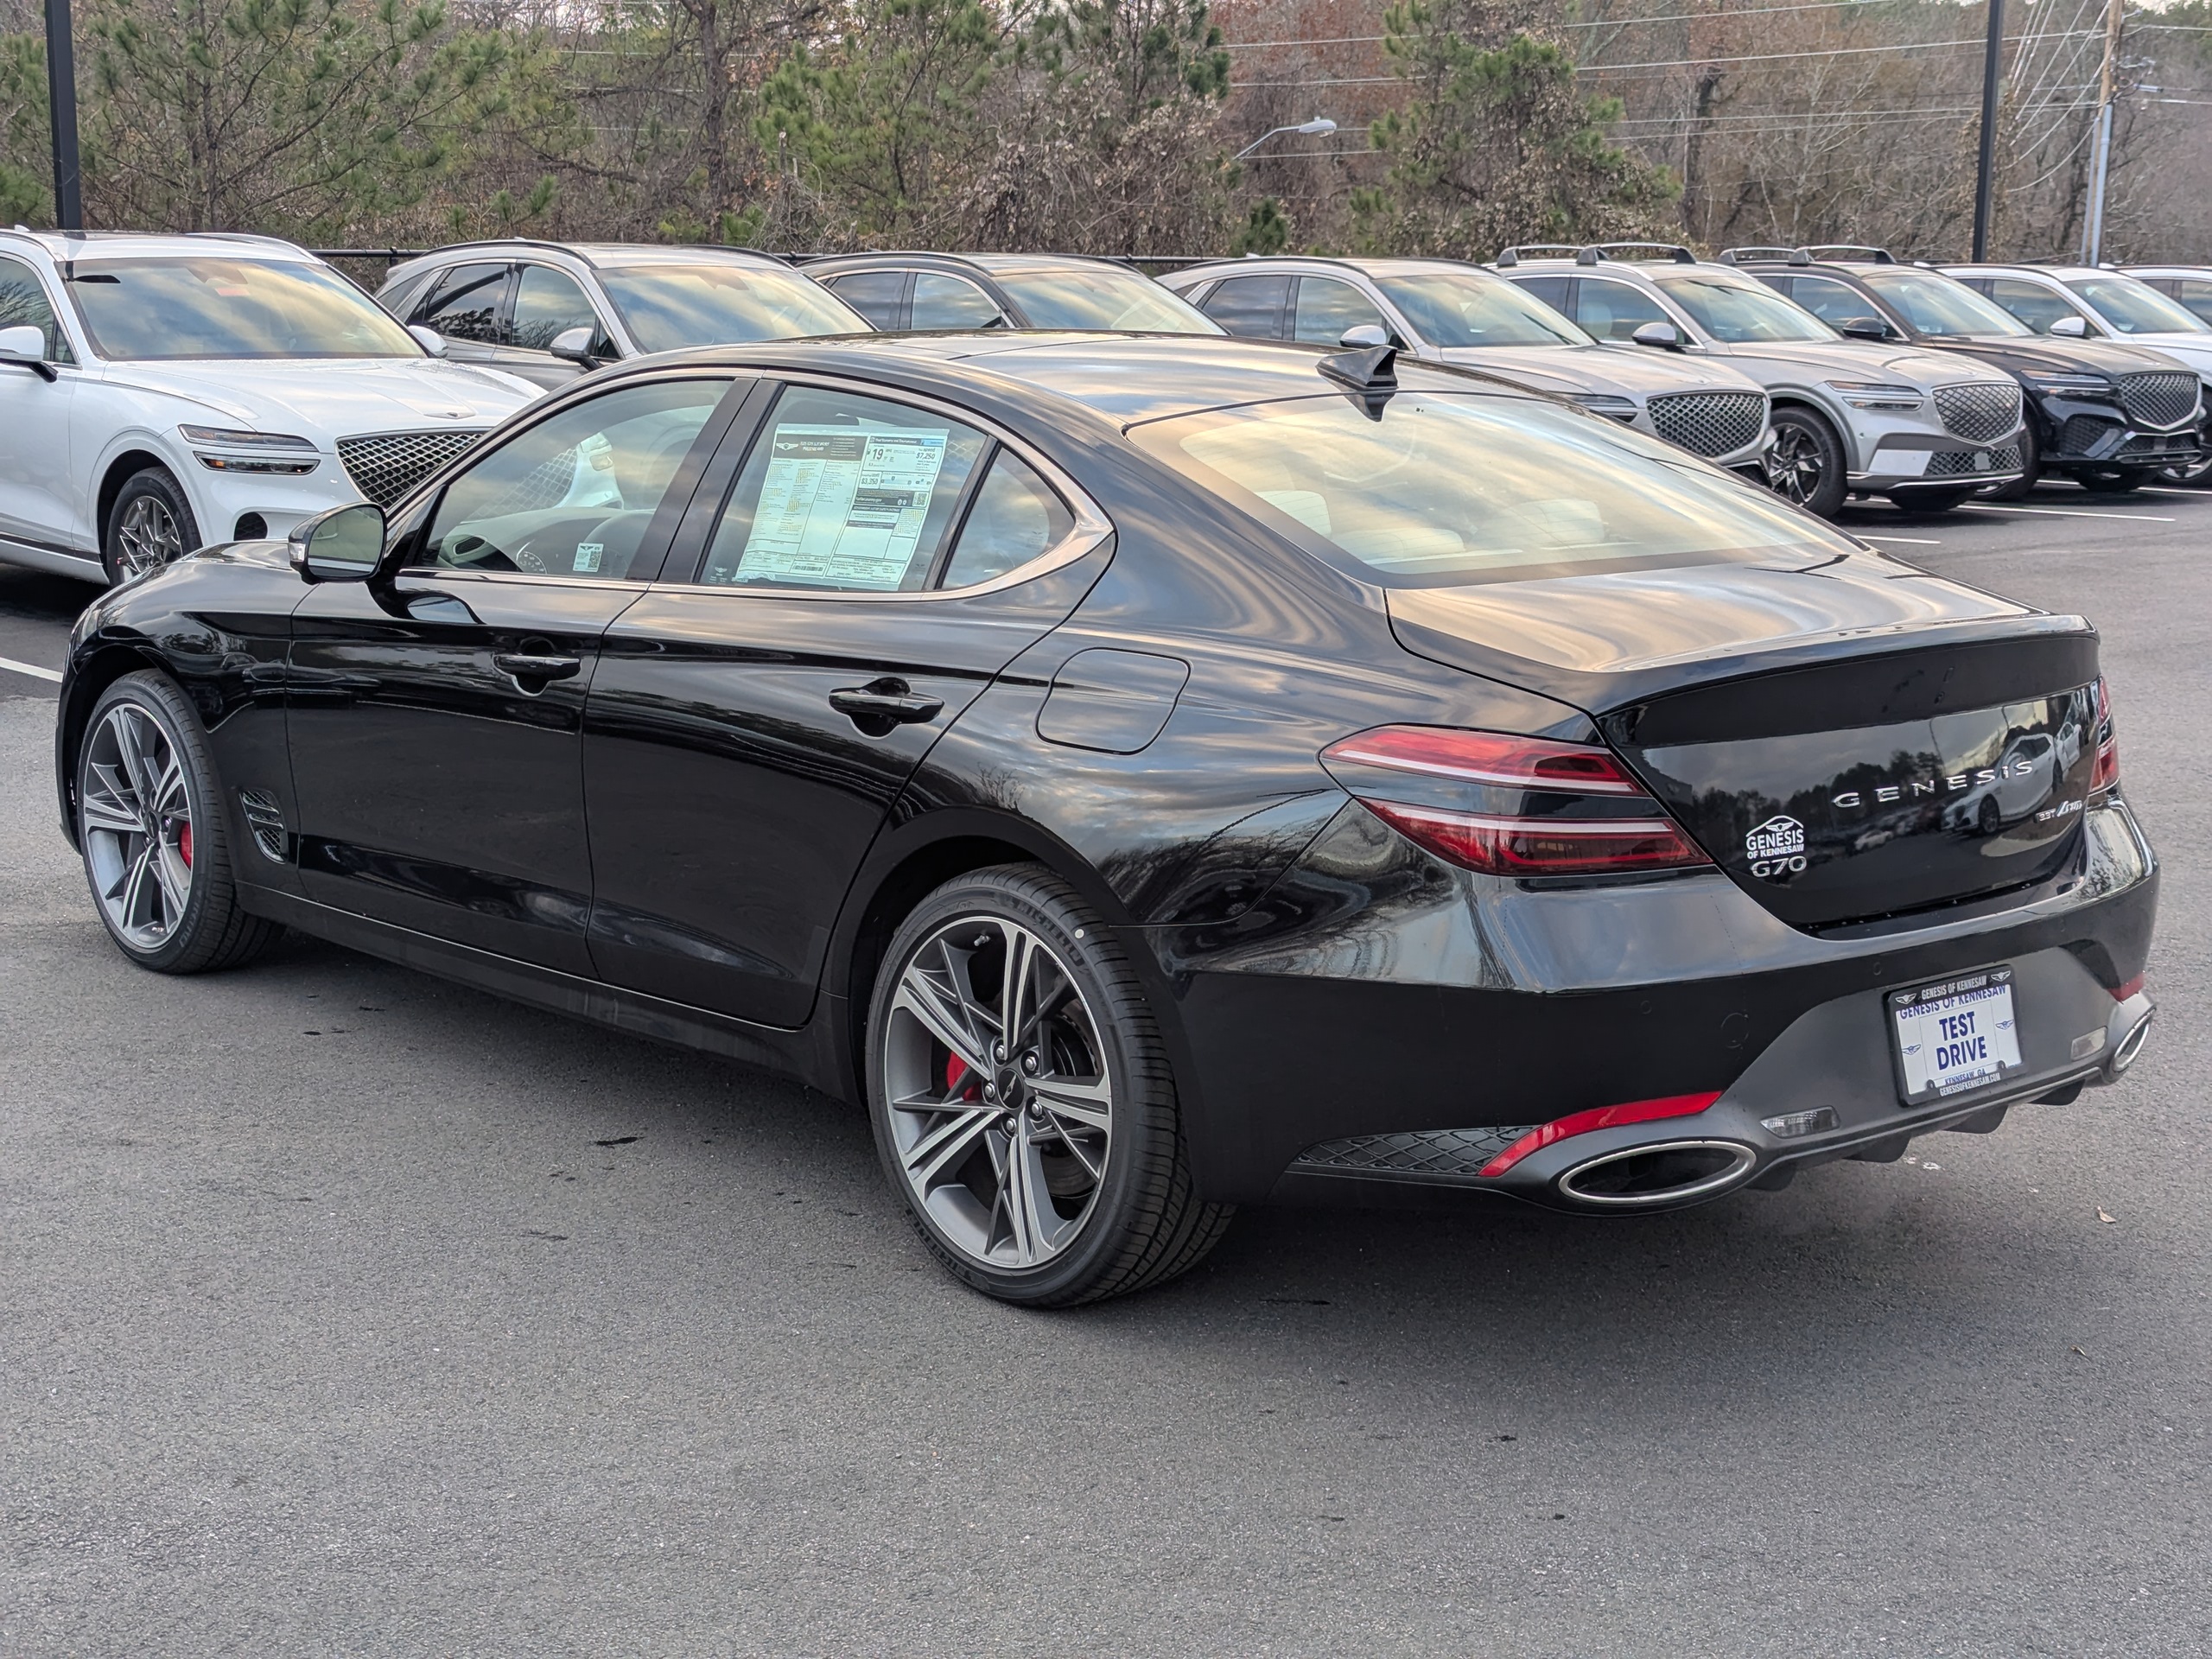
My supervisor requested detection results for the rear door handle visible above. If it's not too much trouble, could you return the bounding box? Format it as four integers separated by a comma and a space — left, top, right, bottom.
493, 652, 582, 686
830, 678, 944, 729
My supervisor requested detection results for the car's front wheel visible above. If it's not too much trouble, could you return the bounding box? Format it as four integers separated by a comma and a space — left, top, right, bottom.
866, 865, 1231, 1306
103, 466, 200, 586
1764, 407, 1847, 518
77, 671, 280, 973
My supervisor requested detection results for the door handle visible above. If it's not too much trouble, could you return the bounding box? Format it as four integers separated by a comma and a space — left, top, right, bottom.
830, 678, 944, 730
493, 652, 582, 688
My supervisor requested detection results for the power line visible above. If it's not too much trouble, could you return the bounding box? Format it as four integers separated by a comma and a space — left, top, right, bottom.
1222, 0, 1890, 50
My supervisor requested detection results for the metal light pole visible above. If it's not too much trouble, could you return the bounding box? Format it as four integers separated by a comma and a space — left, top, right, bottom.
2081, 0, 2126, 264
1972, 0, 2005, 261
43, 0, 83, 228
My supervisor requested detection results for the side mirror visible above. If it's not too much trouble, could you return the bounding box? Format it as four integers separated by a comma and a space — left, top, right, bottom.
1339, 324, 1392, 349
1630, 319, 1686, 351
2049, 314, 2090, 339
289, 502, 385, 583
549, 326, 605, 368
1838, 315, 1892, 340
408, 324, 449, 357
0, 323, 56, 381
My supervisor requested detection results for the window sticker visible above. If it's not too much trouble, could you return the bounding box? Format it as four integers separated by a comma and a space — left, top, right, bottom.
734, 423, 950, 589
573, 541, 603, 574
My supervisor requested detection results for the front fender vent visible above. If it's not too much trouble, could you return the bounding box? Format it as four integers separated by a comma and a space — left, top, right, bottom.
238, 788, 290, 863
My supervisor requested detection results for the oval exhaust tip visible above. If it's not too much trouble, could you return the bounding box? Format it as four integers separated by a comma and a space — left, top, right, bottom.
1558, 1140, 1758, 1207
2108, 1014, 2152, 1078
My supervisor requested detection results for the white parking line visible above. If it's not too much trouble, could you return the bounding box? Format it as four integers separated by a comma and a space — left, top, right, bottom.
2139, 486, 2204, 498
0, 654, 63, 683
1861, 534, 1943, 545
1961, 503, 2175, 523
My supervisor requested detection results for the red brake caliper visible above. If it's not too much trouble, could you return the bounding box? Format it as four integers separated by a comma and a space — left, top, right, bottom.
179, 823, 193, 868
944, 1053, 976, 1099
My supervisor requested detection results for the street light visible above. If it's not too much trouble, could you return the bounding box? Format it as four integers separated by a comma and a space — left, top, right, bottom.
1235, 118, 1338, 162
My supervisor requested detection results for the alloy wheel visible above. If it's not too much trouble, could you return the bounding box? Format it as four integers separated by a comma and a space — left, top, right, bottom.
882, 915, 1113, 1270
81, 702, 194, 950
1764, 423, 1825, 505
114, 494, 184, 579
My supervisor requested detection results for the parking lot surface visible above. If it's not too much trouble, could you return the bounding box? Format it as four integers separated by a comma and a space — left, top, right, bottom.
3, 489, 2208, 1656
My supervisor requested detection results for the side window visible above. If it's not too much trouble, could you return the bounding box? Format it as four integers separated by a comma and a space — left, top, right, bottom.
1292, 276, 1389, 345
1572, 279, 1672, 340
701, 386, 990, 592
1985, 278, 2082, 335
1791, 276, 1882, 330
377, 270, 436, 324
1512, 275, 1571, 313
910, 272, 1004, 330
411, 262, 510, 344
823, 270, 907, 329
2177, 280, 2212, 326
416, 378, 729, 579
941, 451, 1076, 588
511, 264, 613, 355
1197, 275, 1291, 340
0, 256, 73, 364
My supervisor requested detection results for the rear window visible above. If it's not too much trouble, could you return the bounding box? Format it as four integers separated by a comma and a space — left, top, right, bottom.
1131, 392, 1846, 586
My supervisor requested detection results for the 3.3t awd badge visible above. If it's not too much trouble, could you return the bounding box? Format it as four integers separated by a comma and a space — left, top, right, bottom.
1747, 814, 1808, 880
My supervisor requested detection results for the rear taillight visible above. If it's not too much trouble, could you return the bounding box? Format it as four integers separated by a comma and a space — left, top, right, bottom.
1479, 1092, 1725, 1177
2090, 677, 2120, 794
1320, 725, 1712, 877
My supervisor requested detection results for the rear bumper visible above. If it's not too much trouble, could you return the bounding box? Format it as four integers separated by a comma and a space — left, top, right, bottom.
1144, 799, 2157, 1206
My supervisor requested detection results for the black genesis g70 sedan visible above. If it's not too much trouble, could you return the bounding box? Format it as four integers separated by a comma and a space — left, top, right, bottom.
53, 333, 2158, 1305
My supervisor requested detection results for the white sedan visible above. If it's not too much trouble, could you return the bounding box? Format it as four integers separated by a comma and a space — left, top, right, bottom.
0, 231, 541, 585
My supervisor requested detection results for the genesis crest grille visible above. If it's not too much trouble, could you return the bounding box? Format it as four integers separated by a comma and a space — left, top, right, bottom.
1647, 391, 1765, 458
1933, 383, 2022, 442
336, 430, 486, 506
2118, 371, 2198, 430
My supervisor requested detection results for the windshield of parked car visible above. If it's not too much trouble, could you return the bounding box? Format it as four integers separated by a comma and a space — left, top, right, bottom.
63, 257, 422, 359
599, 264, 866, 352
1134, 391, 1843, 585
2065, 274, 2209, 336
987, 265, 1224, 334
1372, 270, 1590, 347
1861, 269, 2031, 338
1656, 271, 1835, 342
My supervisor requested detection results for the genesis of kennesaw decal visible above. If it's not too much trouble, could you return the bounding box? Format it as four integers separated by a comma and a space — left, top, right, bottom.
1746, 813, 1807, 880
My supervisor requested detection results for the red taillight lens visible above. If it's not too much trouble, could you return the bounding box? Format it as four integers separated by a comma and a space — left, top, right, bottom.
2090, 677, 2120, 794
1479, 1092, 1725, 1178
2112, 973, 2145, 1001
1320, 725, 1712, 877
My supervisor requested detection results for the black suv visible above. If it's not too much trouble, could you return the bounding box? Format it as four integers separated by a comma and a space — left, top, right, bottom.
798, 252, 1223, 335
1722, 246, 2202, 496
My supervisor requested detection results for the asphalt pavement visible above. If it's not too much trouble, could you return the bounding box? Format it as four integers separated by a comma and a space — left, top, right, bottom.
3, 487, 2208, 1656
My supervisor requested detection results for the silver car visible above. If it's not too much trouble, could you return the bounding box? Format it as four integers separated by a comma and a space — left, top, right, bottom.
1495, 244, 2027, 517
1162, 256, 1774, 474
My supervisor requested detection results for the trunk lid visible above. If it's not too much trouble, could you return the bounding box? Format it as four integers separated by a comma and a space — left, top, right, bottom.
1388, 554, 2101, 927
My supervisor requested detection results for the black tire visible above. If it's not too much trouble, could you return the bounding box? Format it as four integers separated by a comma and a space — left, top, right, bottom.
1886, 486, 1978, 513
76, 671, 281, 974
103, 466, 201, 587
1982, 417, 2040, 501
2076, 466, 2152, 494
865, 864, 1232, 1306
1763, 406, 1848, 518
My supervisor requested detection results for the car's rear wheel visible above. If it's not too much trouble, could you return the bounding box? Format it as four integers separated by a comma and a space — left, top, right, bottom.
1763, 407, 1847, 518
104, 467, 200, 586
77, 671, 280, 973
866, 865, 1230, 1306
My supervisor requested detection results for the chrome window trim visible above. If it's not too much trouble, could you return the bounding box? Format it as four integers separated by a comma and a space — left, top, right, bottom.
655, 369, 1115, 603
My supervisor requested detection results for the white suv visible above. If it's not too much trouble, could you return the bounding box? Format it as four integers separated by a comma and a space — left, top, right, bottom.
0, 230, 541, 584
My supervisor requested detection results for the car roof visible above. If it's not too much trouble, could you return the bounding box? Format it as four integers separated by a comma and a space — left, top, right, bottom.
0, 228, 316, 263
601, 331, 1538, 425
388, 240, 795, 275
800, 251, 1147, 277
1173, 256, 1504, 282
1942, 264, 2104, 281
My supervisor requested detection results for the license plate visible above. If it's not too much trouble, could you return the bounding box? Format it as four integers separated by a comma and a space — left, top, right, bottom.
1890, 968, 2023, 1103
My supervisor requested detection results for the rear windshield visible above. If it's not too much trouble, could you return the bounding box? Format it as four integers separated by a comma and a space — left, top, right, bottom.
988, 267, 1224, 334
65, 257, 422, 359
1132, 391, 1846, 585
1373, 270, 1588, 347
600, 264, 865, 352
1862, 270, 2030, 338
1656, 271, 1834, 342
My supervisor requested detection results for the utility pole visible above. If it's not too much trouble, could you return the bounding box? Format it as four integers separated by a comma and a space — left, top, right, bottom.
1972, 0, 2005, 261
2081, 0, 2126, 264
42, 0, 83, 228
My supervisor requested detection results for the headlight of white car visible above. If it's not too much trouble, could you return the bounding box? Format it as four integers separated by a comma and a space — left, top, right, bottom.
180, 425, 321, 475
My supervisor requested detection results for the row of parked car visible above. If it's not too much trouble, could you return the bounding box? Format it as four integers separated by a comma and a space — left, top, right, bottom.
3, 225, 2211, 587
